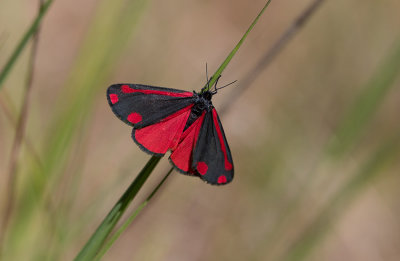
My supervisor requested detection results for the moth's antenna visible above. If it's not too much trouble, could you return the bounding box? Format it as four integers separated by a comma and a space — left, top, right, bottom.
216, 80, 237, 91
205, 63, 209, 83
201, 63, 213, 93
213, 75, 222, 93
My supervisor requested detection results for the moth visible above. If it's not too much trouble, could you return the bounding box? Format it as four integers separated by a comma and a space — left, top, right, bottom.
107, 79, 234, 185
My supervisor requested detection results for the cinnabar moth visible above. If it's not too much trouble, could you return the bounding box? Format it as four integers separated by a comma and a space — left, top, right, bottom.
107, 81, 234, 185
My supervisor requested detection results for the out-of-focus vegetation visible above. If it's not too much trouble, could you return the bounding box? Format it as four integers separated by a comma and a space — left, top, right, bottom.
0, 0, 399, 260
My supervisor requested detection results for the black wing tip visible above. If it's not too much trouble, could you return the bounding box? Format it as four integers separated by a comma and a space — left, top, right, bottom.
194, 164, 234, 186
106, 83, 125, 94
131, 129, 165, 157
168, 157, 234, 185
106, 87, 137, 128
200, 175, 234, 186
106, 86, 113, 105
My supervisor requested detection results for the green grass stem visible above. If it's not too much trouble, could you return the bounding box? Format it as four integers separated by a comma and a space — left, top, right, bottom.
93, 167, 174, 261
0, 0, 53, 90
328, 37, 400, 157
74, 156, 161, 261
5, 0, 150, 256
203, 0, 272, 91
283, 134, 400, 261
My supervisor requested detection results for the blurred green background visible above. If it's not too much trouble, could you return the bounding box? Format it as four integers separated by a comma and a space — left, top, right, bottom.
1, 0, 400, 260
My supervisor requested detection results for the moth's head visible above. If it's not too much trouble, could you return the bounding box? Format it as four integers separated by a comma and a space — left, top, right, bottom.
201, 90, 213, 101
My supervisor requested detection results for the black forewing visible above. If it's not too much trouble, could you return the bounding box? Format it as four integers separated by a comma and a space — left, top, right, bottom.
192, 108, 234, 185
107, 84, 196, 129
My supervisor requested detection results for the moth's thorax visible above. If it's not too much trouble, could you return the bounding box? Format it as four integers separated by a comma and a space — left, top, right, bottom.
183, 91, 213, 131
200, 90, 213, 101
193, 91, 213, 113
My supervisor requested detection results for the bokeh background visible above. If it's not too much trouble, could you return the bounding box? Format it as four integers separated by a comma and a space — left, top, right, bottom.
1, 0, 400, 260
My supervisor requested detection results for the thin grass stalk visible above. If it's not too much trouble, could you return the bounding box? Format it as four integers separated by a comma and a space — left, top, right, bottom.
250, 36, 400, 260
220, 0, 326, 114
0, 0, 45, 254
74, 155, 161, 261
50, 157, 143, 259
0, 0, 53, 90
277, 36, 400, 261
0, 93, 42, 167
93, 167, 174, 261
6, 1, 149, 255
327, 36, 400, 157
203, 0, 272, 91
40, 130, 92, 261
26, 0, 149, 206
282, 134, 400, 261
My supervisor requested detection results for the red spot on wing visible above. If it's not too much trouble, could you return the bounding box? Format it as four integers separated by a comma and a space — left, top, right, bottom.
109, 94, 119, 104
196, 162, 208, 175
217, 175, 227, 184
121, 84, 193, 97
135, 106, 193, 154
170, 113, 205, 172
127, 112, 142, 124
212, 109, 232, 171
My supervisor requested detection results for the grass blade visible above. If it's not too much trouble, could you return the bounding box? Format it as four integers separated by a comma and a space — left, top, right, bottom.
204, 0, 273, 91
279, 36, 400, 261
0, 0, 53, 90
94, 167, 174, 261
5, 0, 150, 255
0, 92, 42, 167
282, 134, 400, 261
220, 0, 326, 114
74, 155, 161, 261
328, 37, 400, 157
0, 0, 46, 255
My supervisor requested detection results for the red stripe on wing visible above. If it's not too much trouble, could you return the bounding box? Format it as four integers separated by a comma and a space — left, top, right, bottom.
121, 85, 193, 97
212, 109, 233, 171
170, 112, 205, 173
133, 105, 193, 154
